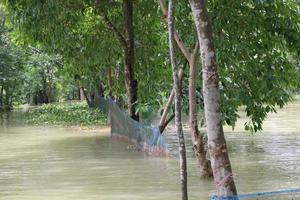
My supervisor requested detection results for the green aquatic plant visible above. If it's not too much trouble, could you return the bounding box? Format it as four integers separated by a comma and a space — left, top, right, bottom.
25, 102, 106, 127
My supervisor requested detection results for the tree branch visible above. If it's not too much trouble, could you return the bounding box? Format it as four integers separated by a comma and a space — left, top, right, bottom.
95, 0, 127, 47
159, 0, 192, 62
190, 42, 199, 67
100, 13, 127, 47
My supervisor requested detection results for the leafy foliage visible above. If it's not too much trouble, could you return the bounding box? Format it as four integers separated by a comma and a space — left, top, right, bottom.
25, 101, 107, 126
211, 0, 300, 131
22, 50, 63, 104
0, 11, 25, 110
1, 0, 300, 132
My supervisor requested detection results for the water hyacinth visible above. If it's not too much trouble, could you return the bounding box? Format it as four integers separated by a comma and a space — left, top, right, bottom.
25, 102, 107, 126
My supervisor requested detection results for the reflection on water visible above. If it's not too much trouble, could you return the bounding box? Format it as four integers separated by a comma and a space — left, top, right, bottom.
0, 112, 10, 128
0, 101, 300, 200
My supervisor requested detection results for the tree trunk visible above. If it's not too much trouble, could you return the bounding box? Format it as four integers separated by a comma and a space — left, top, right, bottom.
159, 0, 212, 178
158, 67, 184, 133
188, 0, 238, 197
159, 112, 175, 133
4, 88, 10, 110
123, 0, 139, 121
43, 90, 49, 104
0, 86, 3, 109
81, 87, 93, 107
80, 87, 85, 101
189, 42, 212, 178
168, 1, 188, 199
97, 0, 138, 121
107, 67, 113, 97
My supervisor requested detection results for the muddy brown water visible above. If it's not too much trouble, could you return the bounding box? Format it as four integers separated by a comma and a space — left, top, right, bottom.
0, 101, 300, 199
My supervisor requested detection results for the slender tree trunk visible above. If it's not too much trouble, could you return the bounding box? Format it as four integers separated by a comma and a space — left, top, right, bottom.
0, 86, 3, 109
107, 67, 113, 97
81, 87, 93, 107
123, 0, 138, 121
188, 0, 238, 197
4, 88, 10, 110
168, 0, 188, 199
96, 83, 104, 97
80, 87, 85, 101
96, 0, 138, 120
159, 0, 212, 178
158, 67, 184, 133
189, 42, 212, 178
159, 112, 175, 133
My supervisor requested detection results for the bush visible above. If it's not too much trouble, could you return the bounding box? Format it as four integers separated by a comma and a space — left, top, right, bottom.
25, 101, 107, 126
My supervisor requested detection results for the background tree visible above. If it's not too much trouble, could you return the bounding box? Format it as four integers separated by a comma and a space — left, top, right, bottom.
23, 50, 62, 105
0, 13, 24, 110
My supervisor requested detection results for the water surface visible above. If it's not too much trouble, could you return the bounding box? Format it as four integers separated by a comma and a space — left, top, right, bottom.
0, 101, 300, 199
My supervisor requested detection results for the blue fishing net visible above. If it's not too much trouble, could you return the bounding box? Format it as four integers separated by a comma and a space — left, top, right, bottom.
95, 96, 167, 156
210, 188, 300, 200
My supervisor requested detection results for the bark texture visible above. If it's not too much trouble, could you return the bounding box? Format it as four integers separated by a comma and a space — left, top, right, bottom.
188, 0, 238, 197
189, 43, 212, 178
159, 0, 212, 178
123, 0, 138, 121
168, 0, 188, 199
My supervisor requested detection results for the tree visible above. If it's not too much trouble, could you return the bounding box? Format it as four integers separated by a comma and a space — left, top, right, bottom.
96, 0, 139, 120
2, 1, 300, 193
23, 50, 62, 105
168, 0, 188, 199
188, 0, 238, 197
158, 0, 212, 178
0, 13, 24, 110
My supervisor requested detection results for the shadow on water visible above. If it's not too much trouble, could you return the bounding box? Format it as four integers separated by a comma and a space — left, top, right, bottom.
0, 110, 25, 128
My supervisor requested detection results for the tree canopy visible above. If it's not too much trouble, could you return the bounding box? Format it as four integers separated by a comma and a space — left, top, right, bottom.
1, 0, 299, 131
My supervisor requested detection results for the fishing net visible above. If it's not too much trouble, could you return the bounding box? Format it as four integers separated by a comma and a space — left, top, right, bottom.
95, 96, 109, 116
95, 96, 168, 156
210, 188, 300, 200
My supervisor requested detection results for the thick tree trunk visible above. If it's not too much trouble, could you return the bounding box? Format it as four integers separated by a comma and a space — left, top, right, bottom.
188, 0, 238, 197
168, 1, 188, 199
189, 43, 212, 178
123, 0, 139, 121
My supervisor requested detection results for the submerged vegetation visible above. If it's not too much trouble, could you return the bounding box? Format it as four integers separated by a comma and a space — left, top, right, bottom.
25, 102, 106, 127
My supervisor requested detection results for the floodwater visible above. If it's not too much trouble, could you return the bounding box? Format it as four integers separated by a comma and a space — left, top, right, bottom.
0, 101, 300, 200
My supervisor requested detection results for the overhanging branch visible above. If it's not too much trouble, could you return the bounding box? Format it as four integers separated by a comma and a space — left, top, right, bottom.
159, 0, 192, 62
95, 0, 127, 47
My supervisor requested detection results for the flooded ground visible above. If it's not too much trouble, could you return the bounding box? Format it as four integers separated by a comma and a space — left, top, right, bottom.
0, 101, 300, 200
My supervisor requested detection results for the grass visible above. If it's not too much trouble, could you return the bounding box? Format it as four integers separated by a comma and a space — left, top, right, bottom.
24, 101, 107, 127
